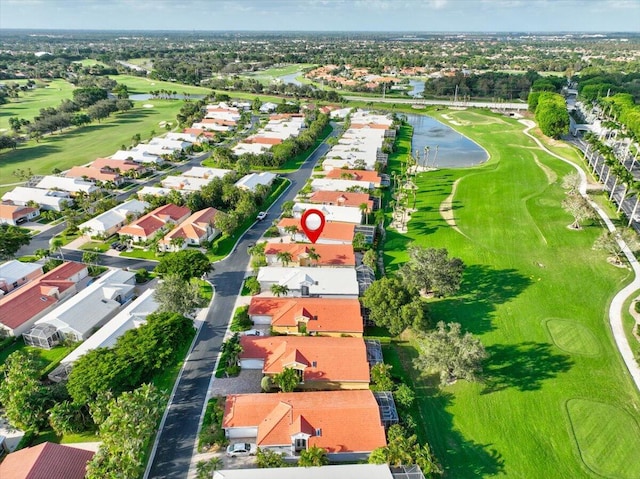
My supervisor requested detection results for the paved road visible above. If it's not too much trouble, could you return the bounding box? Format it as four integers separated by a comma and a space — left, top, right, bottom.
145, 124, 341, 479
344, 95, 528, 110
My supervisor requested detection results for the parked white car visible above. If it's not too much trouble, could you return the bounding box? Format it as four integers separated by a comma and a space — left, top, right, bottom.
256, 211, 267, 221
226, 442, 257, 457
242, 329, 263, 337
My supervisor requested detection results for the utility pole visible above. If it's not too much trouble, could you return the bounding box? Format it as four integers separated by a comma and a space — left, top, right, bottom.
454, 84, 459, 103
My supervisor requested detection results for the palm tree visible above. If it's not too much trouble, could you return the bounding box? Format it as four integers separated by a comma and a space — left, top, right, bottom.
270, 284, 289, 297
284, 225, 300, 239
307, 247, 321, 267
298, 445, 329, 466
50, 236, 64, 260
627, 182, 640, 227
276, 251, 294, 266
359, 202, 370, 224
169, 236, 185, 251
615, 170, 635, 214
608, 163, 627, 201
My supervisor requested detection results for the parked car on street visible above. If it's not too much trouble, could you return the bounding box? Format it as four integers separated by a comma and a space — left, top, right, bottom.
256, 211, 267, 221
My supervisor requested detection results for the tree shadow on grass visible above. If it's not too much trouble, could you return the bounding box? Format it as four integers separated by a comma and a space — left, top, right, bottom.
393, 341, 505, 478
481, 342, 573, 394
431, 264, 533, 335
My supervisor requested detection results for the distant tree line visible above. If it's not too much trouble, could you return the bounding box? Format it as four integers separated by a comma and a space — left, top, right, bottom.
577, 69, 640, 103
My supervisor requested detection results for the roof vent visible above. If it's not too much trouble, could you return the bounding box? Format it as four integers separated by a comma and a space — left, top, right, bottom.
40, 296, 48, 302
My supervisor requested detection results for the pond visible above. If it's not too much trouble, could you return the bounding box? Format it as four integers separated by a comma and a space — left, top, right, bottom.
277, 72, 303, 86
405, 114, 488, 168
408, 79, 425, 98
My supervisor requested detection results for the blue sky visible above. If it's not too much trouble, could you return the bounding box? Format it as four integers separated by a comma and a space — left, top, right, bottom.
1, 0, 639, 32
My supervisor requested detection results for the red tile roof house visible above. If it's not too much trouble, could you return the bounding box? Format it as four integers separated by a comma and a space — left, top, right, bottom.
264, 243, 355, 267
65, 166, 123, 186
118, 203, 190, 243
239, 336, 370, 390
277, 218, 355, 245
249, 297, 363, 337
0, 261, 88, 337
222, 390, 386, 462
0, 442, 94, 479
325, 169, 382, 187
91, 157, 149, 176
0, 204, 40, 226
158, 207, 220, 252
306, 190, 374, 211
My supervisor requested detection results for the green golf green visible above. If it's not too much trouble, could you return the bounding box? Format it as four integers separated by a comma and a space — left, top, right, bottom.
384, 108, 640, 478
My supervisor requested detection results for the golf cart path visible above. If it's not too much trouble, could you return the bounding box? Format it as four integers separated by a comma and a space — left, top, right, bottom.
520, 119, 640, 392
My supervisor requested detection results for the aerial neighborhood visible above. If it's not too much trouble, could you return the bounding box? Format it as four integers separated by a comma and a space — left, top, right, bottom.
1, 9, 640, 479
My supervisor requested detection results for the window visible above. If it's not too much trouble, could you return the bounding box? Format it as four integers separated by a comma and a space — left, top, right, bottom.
315, 428, 322, 437
294, 438, 307, 451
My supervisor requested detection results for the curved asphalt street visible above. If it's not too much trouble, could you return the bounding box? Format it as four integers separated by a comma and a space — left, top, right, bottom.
146, 125, 341, 479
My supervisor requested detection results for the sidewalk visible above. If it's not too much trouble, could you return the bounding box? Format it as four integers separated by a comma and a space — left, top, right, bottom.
520, 119, 640, 392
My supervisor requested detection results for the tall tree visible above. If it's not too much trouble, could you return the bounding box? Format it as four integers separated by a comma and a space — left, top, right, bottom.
561, 195, 595, 229
0, 224, 31, 260
155, 249, 212, 280
270, 284, 290, 297
154, 275, 207, 316
413, 321, 487, 386
273, 367, 300, 392
369, 424, 441, 476
594, 229, 639, 265
276, 251, 293, 266
398, 246, 465, 297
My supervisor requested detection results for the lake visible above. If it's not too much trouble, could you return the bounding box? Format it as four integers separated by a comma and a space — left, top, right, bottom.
405, 114, 488, 168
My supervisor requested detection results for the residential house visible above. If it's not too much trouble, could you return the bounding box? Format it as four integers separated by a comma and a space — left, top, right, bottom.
222, 390, 386, 461
234, 172, 277, 192
2, 187, 72, 211
65, 166, 123, 186
0, 204, 40, 226
0, 260, 43, 294
161, 175, 212, 193
256, 267, 358, 298
232, 142, 271, 156
310, 178, 376, 192
49, 289, 158, 382
292, 203, 363, 224
0, 262, 88, 338
277, 218, 355, 244
165, 131, 204, 144
249, 297, 363, 336
111, 149, 162, 165
159, 207, 220, 252
0, 442, 94, 479
35, 176, 99, 195
239, 336, 370, 390
213, 464, 395, 479
78, 199, 149, 238
91, 157, 148, 176
306, 190, 374, 211
325, 169, 382, 187
137, 186, 172, 199
24, 269, 136, 347
264, 243, 355, 267
117, 204, 190, 243
181, 166, 231, 179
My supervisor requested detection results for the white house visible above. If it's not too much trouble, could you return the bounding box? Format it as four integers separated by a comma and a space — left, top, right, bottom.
111, 149, 162, 165
36, 176, 98, 195
24, 269, 136, 347
148, 137, 192, 151
0, 204, 40, 226
310, 178, 375, 192
49, 289, 158, 382
256, 267, 359, 298
232, 142, 271, 156
78, 199, 149, 238
165, 132, 202, 143
161, 175, 211, 192
235, 172, 277, 192
213, 464, 394, 479
292, 203, 363, 224
259, 102, 278, 113
2, 187, 72, 211
0, 260, 43, 294
137, 186, 171, 198
181, 166, 231, 179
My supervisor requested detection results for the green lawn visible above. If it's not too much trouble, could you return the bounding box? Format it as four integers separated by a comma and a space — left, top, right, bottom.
0, 100, 183, 187
241, 63, 315, 83
120, 247, 162, 260
0, 337, 75, 375
0, 79, 76, 131
383, 108, 640, 478
108, 74, 212, 96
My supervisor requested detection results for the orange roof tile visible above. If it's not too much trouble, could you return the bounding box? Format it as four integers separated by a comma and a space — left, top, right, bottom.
277, 218, 355, 242
223, 390, 386, 453
263, 243, 355, 266
308, 190, 373, 210
0, 262, 86, 331
325, 169, 381, 183
248, 297, 363, 334
66, 166, 120, 182
91, 158, 145, 172
0, 204, 38, 220
118, 203, 190, 238
246, 137, 283, 145
160, 207, 219, 244
0, 442, 94, 479
350, 123, 390, 130
183, 128, 214, 138
240, 336, 370, 383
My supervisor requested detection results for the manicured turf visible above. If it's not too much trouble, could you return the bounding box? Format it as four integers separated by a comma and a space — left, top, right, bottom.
566, 399, 640, 479
544, 318, 601, 356
0, 100, 183, 187
383, 108, 640, 478
107, 74, 212, 96
241, 63, 314, 83
0, 79, 76, 131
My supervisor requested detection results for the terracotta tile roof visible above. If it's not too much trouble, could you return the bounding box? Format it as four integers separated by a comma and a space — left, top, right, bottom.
66, 166, 120, 182
269, 113, 304, 120
277, 218, 355, 242
325, 169, 381, 183
246, 137, 283, 145
118, 203, 190, 238
0, 204, 38, 220
201, 118, 237, 126
0, 262, 86, 331
91, 158, 145, 172
240, 336, 370, 383
183, 128, 214, 138
160, 207, 218, 244
264, 243, 355, 266
249, 297, 363, 334
0, 442, 94, 479
350, 123, 390, 130
308, 191, 373, 210
223, 390, 386, 453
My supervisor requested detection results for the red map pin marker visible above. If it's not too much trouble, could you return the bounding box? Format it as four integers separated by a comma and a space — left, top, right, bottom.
300, 209, 326, 244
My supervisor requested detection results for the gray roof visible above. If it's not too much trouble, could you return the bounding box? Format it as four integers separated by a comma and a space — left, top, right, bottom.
215, 464, 394, 479
0, 260, 42, 285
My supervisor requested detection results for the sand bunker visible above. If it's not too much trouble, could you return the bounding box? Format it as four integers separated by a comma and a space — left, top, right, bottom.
143, 104, 154, 108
